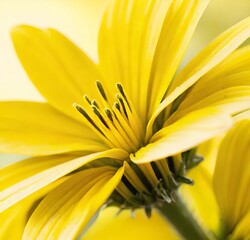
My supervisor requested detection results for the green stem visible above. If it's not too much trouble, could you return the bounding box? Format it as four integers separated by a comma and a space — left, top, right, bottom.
156, 194, 209, 240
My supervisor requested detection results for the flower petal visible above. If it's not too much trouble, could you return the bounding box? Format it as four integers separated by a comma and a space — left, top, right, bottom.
0, 149, 128, 213
57, 166, 125, 239
179, 166, 221, 239
98, 0, 208, 120
213, 120, 250, 232
0, 155, 76, 191
146, 0, 209, 116
196, 136, 224, 174
83, 207, 181, 240
131, 108, 232, 163
147, 16, 250, 137
98, 0, 172, 120
11, 25, 101, 122
168, 16, 250, 94
166, 46, 250, 123
0, 178, 65, 240
166, 86, 250, 125
0, 101, 106, 155
23, 166, 124, 239
229, 211, 250, 240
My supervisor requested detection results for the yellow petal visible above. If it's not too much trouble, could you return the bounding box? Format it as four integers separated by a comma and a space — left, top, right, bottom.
228, 211, 250, 240
11, 25, 100, 122
0, 149, 128, 212
169, 16, 250, 94
147, 16, 250, 136
0, 101, 106, 155
213, 120, 250, 232
98, 0, 208, 121
196, 136, 224, 174
0, 178, 65, 240
131, 107, 232, 163
0, 155, 76, 191
23, 166, 124, 240
166, 86, 250, 125
147, 0, 209, 117
167, 46, 250, 123
182, 45, 250, 98
179, 166, 221, 239
98, 0, 172, 121
56, 166, 125, 239
82, 207, 181, 240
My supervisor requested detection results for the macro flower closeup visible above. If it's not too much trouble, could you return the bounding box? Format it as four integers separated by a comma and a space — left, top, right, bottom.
0, 0, 250, 239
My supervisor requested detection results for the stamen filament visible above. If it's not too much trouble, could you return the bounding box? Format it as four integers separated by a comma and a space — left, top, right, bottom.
73, 103, 114, 148
105, 108, 138, 151
103, 110, 135, 151
116, 83, 132, 111
112, 105, 141, 146
116, 94, 128, 119
92, 106, 109, 128
115, 85, 145, 140
92, 115, 125, 149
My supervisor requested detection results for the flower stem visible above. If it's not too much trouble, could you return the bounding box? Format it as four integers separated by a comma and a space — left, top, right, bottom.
156, 194, 209, 240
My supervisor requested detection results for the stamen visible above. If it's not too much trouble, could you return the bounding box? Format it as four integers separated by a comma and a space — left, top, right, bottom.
75, 81, 144, 153
96, 80, 108, 101
115, 86, 145, 142
116, 94, 128, 118
73, 103, 102, 134
116, 83, 131, 111
83, 95, 91, 105
105, 108, 113, 121
112, 105, 141, 146
92, 100, 100, 109
92, 106, 109, 129
114, 102, 121, 111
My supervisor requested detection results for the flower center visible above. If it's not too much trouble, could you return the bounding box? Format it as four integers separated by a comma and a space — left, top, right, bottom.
74, 81, 201, 211
74, 81, 145, 153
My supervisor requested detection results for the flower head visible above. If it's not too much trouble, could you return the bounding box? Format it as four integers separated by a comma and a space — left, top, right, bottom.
0, 0, 250, 238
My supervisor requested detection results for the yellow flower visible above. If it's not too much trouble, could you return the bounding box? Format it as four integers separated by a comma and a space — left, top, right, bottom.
180, 117, 250, 239
0, 0, 250, 239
